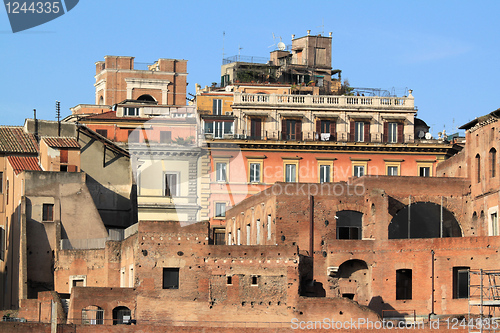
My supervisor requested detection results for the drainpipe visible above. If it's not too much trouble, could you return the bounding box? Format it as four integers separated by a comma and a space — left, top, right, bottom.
309, 195, 314, 284
440, 196, 443, 238
430, 250, 435, 318
408, 195, 411, 239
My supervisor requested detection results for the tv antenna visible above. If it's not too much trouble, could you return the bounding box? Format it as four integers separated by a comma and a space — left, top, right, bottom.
222, 31, 225, 63
317, 18, 324, 35
268, 32, 277, 48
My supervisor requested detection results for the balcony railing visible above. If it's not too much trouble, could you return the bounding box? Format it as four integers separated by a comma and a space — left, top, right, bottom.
234, 93, 414, 110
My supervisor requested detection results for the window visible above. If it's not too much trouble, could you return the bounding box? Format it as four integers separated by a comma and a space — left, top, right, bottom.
205, 121, 233, 139
213, 99, 222, 115
215, 202, 226, 218
319, 165, 331, 183
251, 276, 258, 286
250, 118, 262, 139
453, 267, 469, 299
491, 212, 498, 236
249, 162, 261, 183
490, 148, 496, 178
387, 166, 398, 176
246, 224, 251, 244
162, 268, 179, 289
237, 228, 241, 245
165, 173, 178, 197
124, 107, 139, 116
227, 275, 232, 285
476, 154, 481, 183
42, 204, 54, 221
283, 119, 301, 140
160, 131, 172, 143
419, 167, 430, 177
321, 120, 331, 134
336, 210, 362, 240
354, 122, 364, 142
204, 122, 214, 134
96, 129, 108, 138
267, 214, 272, 240
285, 164, 297, 182
396, 269, 412, 300
215, 162, 227, 182
388, 122, 398, 143
353, 165, 365, 177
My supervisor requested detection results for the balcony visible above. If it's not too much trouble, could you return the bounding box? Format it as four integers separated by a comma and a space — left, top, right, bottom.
233, 93, 415, 111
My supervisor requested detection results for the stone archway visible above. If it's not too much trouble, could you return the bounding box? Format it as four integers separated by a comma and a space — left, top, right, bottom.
330, 259, 370, 304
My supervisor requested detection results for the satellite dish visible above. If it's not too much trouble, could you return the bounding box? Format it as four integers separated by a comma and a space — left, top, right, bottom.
425, 132, 432, 140
417, 130, 425, 139
277, 42, 286, 51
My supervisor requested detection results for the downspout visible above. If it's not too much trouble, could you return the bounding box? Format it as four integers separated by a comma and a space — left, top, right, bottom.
440, 196, 443, 238
309, 195, 314, 285
430, 250, 435, 318
408, 195, 411, 238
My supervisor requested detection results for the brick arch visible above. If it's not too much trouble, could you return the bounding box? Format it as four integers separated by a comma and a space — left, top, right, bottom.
388, 201, 463, 239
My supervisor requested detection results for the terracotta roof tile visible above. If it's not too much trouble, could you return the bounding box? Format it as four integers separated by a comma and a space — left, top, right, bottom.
0, 126, 39, 153
43, 137, 80, 148
7, 156, 42, 175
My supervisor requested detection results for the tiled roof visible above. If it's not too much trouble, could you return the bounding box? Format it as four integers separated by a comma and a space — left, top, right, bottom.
7, 156, 42, 175
0, 126, 39, 153
43, 137, 80, 148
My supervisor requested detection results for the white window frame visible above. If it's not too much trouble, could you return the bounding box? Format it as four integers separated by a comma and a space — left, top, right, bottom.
215, 162, 227, 182
215, 202, 227, 218
354, 121, 364, 142
248, 162, 262, 183
164, 172, 180, 197
388, 122, 398, 143
285, 163, 297, 183
319, 164, 331, 183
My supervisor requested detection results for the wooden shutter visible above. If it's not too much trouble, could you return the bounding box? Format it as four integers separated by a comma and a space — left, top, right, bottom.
296, 121, 302, 141
281, 119, 287, 140
383, 122, 389, 143
60, 149, 68, 163
316, 119, 321, 136
364, 122, 370, 142
349, 121, 355, 142
397, 122, 404, 143
330, 121, 336, 141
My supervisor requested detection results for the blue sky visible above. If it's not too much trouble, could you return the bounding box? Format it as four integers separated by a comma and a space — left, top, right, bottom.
1, 0, 499, 136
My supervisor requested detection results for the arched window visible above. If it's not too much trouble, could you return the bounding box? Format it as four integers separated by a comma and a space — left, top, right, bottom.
490, 148, 496, 178
112, 306, 131, 325
99, 96, 104, 105
388, 202, 462, 239
137, 94, 156, 102
82, 305, 103, 325
476, 154, 481, 183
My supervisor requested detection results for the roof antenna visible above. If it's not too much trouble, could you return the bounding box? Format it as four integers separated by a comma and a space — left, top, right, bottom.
56, 100, 61, 136
33, 108, 39, 142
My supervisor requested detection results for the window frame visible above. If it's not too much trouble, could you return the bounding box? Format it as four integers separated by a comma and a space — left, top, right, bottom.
318, 162, 333, 183
124, 107, 140, 117
417, 161, 434, 177
354, 121, 364, 142
284, 162, 298, 183
351, 160, 368, 178
385, 161, 402, 176
42, 203, 54, 222
248, 160, 263, 183
164, 172, 180, 197
453, 267, 470, 299
387, 122, 398, 143
395, 269, 412, 300
215, 161, 228, 183
215, 202, 227, 219
162, 267, 180, 289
